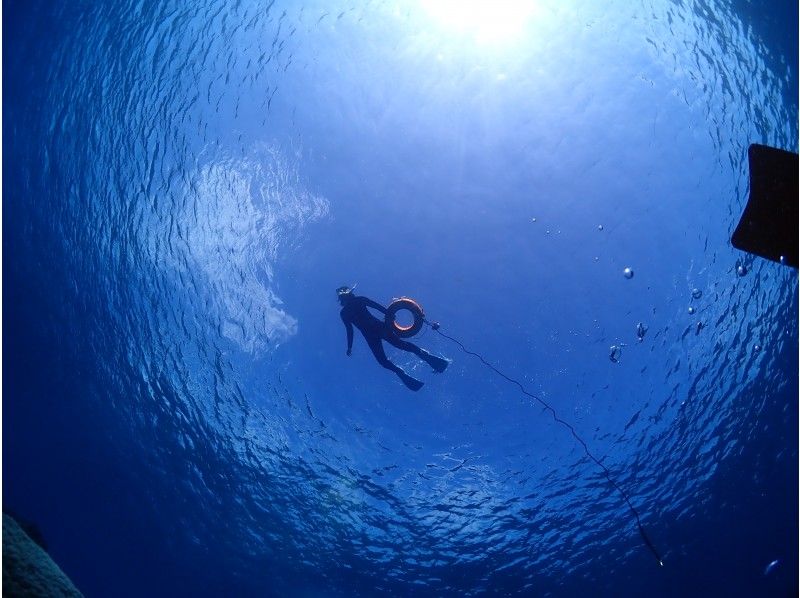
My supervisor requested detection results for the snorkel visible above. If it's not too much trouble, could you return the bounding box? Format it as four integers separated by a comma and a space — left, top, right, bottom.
336, 283, 357, 303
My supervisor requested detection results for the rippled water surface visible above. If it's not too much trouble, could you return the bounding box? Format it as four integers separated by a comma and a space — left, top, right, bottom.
4, 1, 798, 596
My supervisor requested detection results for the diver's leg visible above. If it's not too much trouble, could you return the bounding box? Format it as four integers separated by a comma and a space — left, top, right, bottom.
365, 335, 424, 391
365, 335, 399, 371
383, 334, 422, 355
384, 334, 449, 373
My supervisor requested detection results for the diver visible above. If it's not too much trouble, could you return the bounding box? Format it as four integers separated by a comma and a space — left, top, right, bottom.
337, 286, 449, 391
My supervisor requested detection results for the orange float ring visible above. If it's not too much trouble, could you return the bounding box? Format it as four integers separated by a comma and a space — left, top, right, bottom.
385, 297, 425, 338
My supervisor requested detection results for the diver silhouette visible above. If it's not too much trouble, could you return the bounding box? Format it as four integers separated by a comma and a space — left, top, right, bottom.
337, 286, 448, 391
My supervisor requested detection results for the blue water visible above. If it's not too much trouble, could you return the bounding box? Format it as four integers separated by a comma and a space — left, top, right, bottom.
4, 1, 797, 596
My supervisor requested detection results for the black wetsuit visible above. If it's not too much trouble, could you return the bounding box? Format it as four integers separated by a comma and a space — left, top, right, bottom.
340, 295, 425, 372
339, 293, 448, 391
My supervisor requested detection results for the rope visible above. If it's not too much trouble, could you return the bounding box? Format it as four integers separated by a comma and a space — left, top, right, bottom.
427, 321, 664, 566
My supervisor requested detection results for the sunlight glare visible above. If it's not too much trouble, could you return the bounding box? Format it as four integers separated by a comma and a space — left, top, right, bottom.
419, 0, 539, 44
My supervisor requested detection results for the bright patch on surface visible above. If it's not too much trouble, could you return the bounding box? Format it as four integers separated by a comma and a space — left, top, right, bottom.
178, 145, 329, 354
419, 0, 538, 44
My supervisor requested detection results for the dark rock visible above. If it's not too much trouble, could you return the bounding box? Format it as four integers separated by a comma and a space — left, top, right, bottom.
2, 510, 47, 552
2, 514, 82, 597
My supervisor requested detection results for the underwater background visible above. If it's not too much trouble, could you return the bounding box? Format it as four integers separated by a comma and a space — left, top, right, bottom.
4, 0, 798, 596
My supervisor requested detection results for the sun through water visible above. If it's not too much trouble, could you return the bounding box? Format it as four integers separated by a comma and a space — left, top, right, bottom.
418, 0, 540, 45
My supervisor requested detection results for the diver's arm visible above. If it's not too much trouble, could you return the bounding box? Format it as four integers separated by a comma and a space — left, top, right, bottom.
341, 314, 354, 355
362, 297, 388, 314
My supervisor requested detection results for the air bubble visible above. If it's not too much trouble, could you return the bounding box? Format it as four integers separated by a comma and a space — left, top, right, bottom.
691, 288, 702, 299
623, 267, 634, 279
737, 265, 748, 276
609, 345, 622, 363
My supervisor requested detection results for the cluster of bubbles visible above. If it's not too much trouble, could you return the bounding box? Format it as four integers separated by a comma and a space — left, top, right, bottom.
612, 258, 764, 363
684, 288, 703, 315
612, 265, 738, 363
608, 320, 648, 362
537, 221, 763, 363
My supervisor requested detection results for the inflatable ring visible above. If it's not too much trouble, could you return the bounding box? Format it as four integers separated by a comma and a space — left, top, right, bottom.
385, 297, 425, 338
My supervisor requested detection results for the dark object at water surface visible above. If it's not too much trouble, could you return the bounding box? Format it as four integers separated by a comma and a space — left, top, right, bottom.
731, 144, 798, 268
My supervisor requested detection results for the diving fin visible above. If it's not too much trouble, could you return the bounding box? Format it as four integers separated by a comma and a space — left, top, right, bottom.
731, 144, 798, 268
398, 371, 424, 391
420, 350, 450, 373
